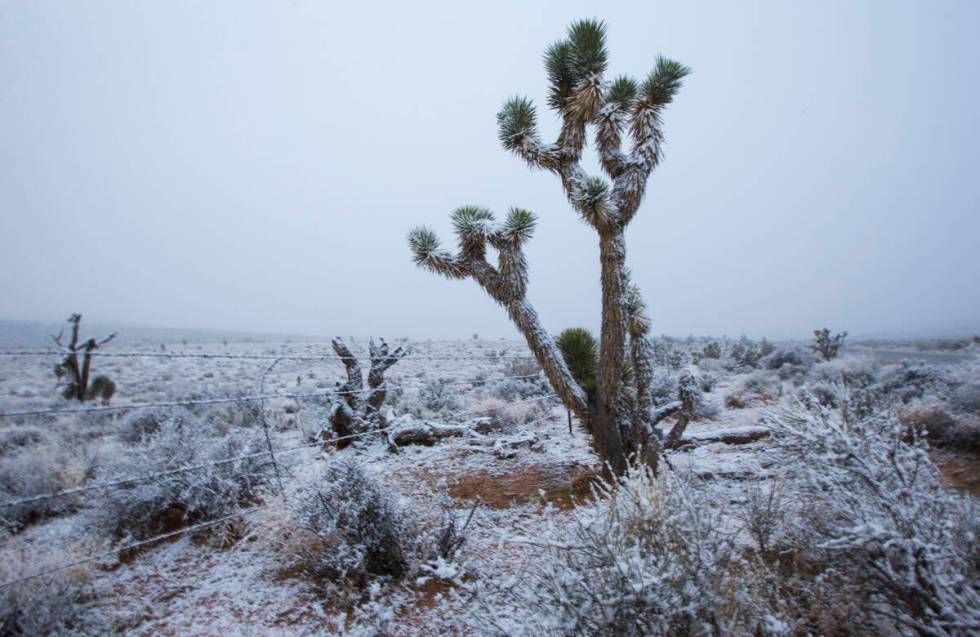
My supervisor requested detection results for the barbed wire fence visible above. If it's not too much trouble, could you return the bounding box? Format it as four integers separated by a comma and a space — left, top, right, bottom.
0, 344, 563, 589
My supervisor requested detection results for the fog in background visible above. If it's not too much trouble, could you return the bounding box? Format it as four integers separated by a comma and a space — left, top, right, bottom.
2, 0, 978, 341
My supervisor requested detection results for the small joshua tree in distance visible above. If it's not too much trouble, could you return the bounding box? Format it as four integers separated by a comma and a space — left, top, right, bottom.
327, 337, 407, 446
409, 19, 690, 473
51, 313, 117, 402
812, 327, 848, 361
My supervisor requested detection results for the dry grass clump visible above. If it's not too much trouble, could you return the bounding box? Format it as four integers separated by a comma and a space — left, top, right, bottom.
0, 538, 103, 636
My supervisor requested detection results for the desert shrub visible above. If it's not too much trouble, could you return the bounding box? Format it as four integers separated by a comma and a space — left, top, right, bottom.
734, 481, 788, 554
0, 427, 45, 457
417, 379, 462, 414
0, 539, 102, 636
949, 379, 980, 414
502, 356, 542, 379
487, 377, 542, 401
0, 440, 100, 530
281, 460, 448, 591
84, 374, 116, 404
117, 406, 194, 444
697, 368, 719, 393
649, 368, 678, 405
761, 346, 815, 372
701, 340, 722, 359
724, 371, 781, 409
200, 400, 263, 433
89, 420, 274, 540
464, 396, 550, 428
874, 359, 949, 405
807, 356, 878, 388
728, 335, 765, 370
461, 463, 771, 636
899, 402, 980, 452
810, 328, 847, 361
765, 390, 980, 635
652, 338, 687, 369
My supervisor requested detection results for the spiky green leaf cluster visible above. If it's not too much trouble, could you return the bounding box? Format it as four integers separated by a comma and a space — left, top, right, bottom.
543, 18, 608, 113
407, 226, 440, 265
641, 56, 691, 107
451, 205, 495, 239
497, 96, 538, 151
579, 176, 610, 222
502, 207, 537, 243
608, 75, 638, 110
556, 327, 598, 401
567, 19, 608, 80
544, 41, 575, 112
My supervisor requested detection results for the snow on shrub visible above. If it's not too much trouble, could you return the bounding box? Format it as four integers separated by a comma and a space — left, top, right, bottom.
277, 459, 452, 593
949, 379, 980, 415
0, 538, 103, 636
724, 370, 781, 409
89, 419, 274, 540
417, 378, 462, 414
764, 388, 980, 636
0, 439, 101, 530
459, 463, 772, 636
117, 406, 194, 444
760, 346, 815, 382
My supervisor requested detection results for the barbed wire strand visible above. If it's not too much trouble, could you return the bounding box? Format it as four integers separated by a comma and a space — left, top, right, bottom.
0, 350, 536, 361
1, 393, 559, 510
0, 505, 269, 590
0, 373, 544, 418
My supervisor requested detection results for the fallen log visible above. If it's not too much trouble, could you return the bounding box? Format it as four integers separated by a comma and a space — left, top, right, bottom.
464, 432, 542, 459
383, 413, 498, 449
667, 426, 770, 449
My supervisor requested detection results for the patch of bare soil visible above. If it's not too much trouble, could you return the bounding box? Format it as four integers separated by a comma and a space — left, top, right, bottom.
930, 450, 980, 496
444, 463, 600, 510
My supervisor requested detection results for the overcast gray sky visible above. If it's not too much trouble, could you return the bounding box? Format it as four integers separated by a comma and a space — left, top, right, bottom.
1, 0, 977, 340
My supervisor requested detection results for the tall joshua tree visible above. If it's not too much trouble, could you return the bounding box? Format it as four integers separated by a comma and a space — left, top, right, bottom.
408, 19, 689, 474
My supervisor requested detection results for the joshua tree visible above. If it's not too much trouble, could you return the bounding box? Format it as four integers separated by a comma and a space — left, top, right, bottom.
408, 19, 690, 473
327, 337, 407, 445
51, 313, 117, 402
812, 327, 848, 361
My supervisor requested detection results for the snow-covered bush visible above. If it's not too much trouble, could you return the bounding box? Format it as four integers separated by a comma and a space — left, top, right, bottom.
117, 406, 194, 444
761, 345, 815, 373
949, 379, 980, 414
89, 420, 274, 540
724, 370, 781, 409
462, 463, 772, 636
280, 460, 447, 591
502, 356, 541, 379
0, 439, 100, 530
649, 368, 678, 405
899, 401, 980, 452
417, 379, 462, 414
874, 359, 949, 406
0, 426, 45, 456
734, 480, 788, 554
488, 377, 543, 401
807, 356, 878, 388
0, 539, 102, 636
765, 390, 980, 635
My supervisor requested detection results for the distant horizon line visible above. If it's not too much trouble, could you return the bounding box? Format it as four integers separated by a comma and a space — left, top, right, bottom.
0, 314, 977, 345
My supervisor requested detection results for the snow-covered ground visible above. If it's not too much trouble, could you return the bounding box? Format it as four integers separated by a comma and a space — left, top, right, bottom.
0, 331, 976, 635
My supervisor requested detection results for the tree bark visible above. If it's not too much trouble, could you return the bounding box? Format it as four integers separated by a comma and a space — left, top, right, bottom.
505, 299, 590, 423
595, 229, 630, 473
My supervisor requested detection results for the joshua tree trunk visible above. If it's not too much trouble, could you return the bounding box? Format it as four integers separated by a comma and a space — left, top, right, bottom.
408, 19, 690, 474
327, 337, 407, 447
505, 300, 590, 423
51, 314, 116, 401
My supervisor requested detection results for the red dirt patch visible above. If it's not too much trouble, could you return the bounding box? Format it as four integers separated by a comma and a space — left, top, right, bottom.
444, 463, 600, 510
